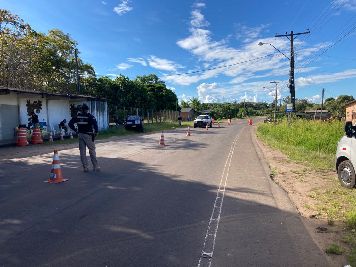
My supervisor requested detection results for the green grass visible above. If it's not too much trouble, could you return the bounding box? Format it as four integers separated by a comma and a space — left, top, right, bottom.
325, 244, 344, 255
346, 211, 356, 229
257, 119, 344, 170
257, 118, 356, 262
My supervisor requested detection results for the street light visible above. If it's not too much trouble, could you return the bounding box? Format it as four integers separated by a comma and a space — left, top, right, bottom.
270, 81, 279, 124
258, 42, 290, 60
258, 41, 296, 112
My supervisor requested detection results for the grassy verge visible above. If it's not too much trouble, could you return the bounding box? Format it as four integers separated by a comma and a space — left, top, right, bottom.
257, 119, 356, 264
257, 119, 344, 170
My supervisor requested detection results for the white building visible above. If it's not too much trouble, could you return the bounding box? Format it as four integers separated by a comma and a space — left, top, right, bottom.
0, 87, 108, 145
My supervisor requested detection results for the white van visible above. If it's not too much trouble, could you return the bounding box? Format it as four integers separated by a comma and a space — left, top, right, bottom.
336, 122, 356, 188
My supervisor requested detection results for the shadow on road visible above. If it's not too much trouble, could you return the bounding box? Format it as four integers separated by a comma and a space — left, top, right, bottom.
0, 152, 328, 266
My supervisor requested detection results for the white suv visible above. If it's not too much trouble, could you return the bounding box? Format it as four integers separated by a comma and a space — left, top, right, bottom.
194, 115, 212, 128
336, 122, 356, 188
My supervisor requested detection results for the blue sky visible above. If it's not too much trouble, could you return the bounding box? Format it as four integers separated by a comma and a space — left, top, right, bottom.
2, 0, 356, 103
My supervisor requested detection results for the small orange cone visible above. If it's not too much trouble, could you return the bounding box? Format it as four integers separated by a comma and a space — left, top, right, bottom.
46, 150, 68, 184
186, 126, 191, 136
159, 131, 166, 146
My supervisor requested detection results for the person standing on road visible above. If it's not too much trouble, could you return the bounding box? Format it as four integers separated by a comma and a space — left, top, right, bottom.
178, 115, 182, 126
69, 104, 100, 172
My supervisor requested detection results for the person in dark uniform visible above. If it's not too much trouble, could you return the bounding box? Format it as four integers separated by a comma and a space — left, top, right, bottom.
69, 104, 100, 172
58, 119, 68, 134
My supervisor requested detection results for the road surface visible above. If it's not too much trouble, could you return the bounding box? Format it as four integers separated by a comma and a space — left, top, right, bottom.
0, 120, 329, 266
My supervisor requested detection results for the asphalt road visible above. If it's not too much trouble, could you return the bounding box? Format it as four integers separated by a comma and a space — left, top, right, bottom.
0, 120, 330, 266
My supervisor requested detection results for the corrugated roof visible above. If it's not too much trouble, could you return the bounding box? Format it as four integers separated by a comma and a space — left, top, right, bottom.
0, 86, 106, 101
346, 100, 356, 107
181, 108, 193, 112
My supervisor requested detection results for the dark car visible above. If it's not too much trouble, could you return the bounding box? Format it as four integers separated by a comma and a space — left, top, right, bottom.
124, 115, 143, 132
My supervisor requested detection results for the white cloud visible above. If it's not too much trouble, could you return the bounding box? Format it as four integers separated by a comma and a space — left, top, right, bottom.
148, 56, 182, 71
335, 0, 356, 11
308, 95, 321, 103
235, 24, 269, 43
296, 69, 356, 86
114, 0, 133, 15
195, 2, 206, 8
165, 2, 350, 102
128, 57, 147, 66
240, 92, 258, 103
116, 63, 132, 70
197, 82, 218, 102
106, 73, 119, 78
191, 10, 209, 28
101, 1, 107, 5
179, 93, 192, 103
171, 4, 300, 86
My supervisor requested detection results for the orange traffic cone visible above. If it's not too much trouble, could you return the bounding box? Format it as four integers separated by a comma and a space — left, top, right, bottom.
46, 150, 68, 184
31, 128, 43, 144
159, 132, 166, 146
186, 126, 191, 136
16, 127, 29, 147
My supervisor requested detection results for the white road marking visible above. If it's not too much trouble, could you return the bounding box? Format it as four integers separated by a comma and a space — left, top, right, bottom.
197, 134, 239, 267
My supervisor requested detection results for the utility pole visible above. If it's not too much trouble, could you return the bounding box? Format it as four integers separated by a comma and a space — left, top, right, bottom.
270, 81, 279, 124
74, 48, 80, 93
275, 30, 310, 112
320, 88, 325, 120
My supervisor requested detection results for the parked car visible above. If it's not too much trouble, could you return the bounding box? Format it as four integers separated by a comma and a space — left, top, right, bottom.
336, 122, 356, 188
194, 115, 212, 128
124, 115, 143, 132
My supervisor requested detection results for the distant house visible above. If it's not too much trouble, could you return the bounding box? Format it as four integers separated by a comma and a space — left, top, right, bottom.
0, 87, 108, 145
346, 100, 356, 125
180, 108, 195, 121
296, 110, 331, 120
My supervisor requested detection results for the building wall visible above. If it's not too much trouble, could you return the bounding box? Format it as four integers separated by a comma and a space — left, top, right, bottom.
19, 96, 48, 126
0, 94, 19, 143
181, 111, 194, 121
91, 101, 108, 130
47, 100, 71, 131
0, 94, 17, 105
70, 100, 108, 130
346, 103, 356, 125
0, 92, 108, 145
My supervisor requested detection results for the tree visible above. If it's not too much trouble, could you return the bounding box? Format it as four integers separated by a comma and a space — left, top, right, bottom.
189, 97, 202, 112
180, 100, 189, 108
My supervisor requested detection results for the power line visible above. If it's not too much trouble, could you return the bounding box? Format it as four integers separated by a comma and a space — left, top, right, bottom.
297, 21, 356, 70
166, 53, 280, 77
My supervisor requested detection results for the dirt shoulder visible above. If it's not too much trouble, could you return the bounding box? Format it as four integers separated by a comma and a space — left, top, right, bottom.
253, 126, 348, 267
